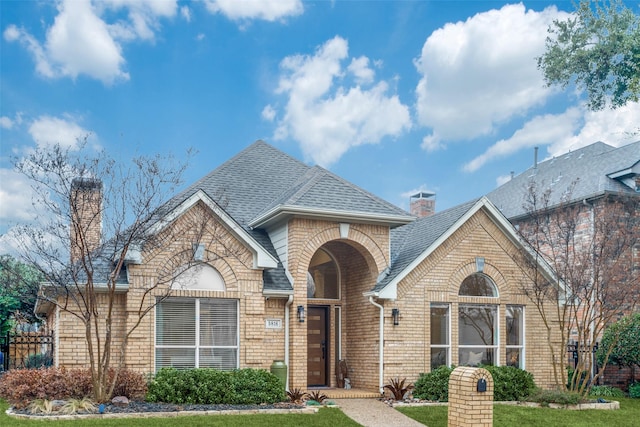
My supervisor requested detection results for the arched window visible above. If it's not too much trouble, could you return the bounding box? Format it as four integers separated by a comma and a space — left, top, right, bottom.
171, 264, 226, 291
308, 248, 339, 299
459, 273, 498, 297
458, 273, 499, 366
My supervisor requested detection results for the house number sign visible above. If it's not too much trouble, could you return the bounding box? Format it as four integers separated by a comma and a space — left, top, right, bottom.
266, 319, 282, 329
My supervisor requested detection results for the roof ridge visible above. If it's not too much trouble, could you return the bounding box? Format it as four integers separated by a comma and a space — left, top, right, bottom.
284, 167, 326, 205
315, 165, 410, 216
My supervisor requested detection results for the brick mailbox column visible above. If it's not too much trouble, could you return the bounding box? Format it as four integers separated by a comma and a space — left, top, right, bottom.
448, 367, 493, 427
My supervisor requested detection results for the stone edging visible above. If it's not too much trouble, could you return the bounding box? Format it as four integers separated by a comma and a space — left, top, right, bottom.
6, 406, 319, 421
390, 400, 620, 411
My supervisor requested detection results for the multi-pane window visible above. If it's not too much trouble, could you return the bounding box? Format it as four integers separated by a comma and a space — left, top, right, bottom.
506, 305, 524, 368
458, 305, 498, 366
155, 298, 238, 371
430, 304, 450, 369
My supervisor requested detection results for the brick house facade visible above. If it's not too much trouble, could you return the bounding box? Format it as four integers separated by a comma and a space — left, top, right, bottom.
488, 141, 640, 388
37, 141, 562, 393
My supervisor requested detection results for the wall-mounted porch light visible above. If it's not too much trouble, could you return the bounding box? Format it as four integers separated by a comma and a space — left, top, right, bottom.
391, 308, 400, 326
297, 305, 306, 323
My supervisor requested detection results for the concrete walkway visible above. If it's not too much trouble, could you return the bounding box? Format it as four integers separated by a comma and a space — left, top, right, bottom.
333, 399, 425, 427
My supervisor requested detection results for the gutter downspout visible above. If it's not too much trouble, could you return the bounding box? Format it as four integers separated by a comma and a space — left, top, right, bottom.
368, 296, 385, 394
284, 295, 294, 391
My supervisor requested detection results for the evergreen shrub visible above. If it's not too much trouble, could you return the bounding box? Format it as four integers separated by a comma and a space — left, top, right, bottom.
629, 383, 640, 399
413, 366, 454, 402
146, 368, 286, 405
482, 365, 536, 401
412, 365, 536, 402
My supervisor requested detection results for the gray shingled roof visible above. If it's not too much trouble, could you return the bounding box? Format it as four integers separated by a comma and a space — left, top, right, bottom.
172, 140, 312, 226
373, 199, 480, 292
160, 140, 414, 293
487, 141, 640, 219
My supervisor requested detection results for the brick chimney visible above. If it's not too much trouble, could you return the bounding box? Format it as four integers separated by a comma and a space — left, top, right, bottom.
70, 178, 103, 262
410, 191, 436, 218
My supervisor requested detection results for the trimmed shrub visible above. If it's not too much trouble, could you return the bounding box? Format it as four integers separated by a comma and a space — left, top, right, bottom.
629, 382, 640, 399
231, 368, 285, 404
589, 385, 625, 398
413, 365, 536, 402
528, 388, 581, 406
146, 368, 286, 405
482, 365, 536, 401
413, 366, 454, 402
0, 367, 147, 408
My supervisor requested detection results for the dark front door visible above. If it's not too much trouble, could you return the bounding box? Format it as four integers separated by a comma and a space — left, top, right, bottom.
307, 306, 328, 386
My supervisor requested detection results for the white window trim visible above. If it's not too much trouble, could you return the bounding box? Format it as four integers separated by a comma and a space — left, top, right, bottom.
458, 304, 500, 366
154, 298, 239, 371
430, 303, 451, 368
335, 306, 342, 360
506, 305, 525, 369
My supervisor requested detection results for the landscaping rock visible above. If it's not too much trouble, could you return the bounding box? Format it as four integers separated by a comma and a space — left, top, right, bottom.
111, 396, 129, 406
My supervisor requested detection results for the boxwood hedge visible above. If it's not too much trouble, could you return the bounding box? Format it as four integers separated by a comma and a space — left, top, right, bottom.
413, 365, 536, 402
146, 368, 286, 405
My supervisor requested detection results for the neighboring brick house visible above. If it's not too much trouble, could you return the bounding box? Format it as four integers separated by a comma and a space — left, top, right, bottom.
36, 140, 562, 393
487, 140, 640, 388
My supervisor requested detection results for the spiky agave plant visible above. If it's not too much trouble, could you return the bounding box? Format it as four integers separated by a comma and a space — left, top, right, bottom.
286, 388, 308, 404
384, 377, 414, 400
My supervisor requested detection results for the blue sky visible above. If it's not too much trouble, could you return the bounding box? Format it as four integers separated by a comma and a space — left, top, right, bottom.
1, 0, 639, 244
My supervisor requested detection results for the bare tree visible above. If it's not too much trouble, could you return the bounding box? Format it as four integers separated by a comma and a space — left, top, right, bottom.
10, 140, 242, 402
514, 180, 640, 395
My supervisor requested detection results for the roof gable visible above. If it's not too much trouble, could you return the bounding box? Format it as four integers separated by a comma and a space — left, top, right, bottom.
370, 197, 549, 299
149, 189, 278, 269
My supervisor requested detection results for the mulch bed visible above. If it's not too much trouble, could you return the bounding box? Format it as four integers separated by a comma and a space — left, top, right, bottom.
13, 401, 305, 416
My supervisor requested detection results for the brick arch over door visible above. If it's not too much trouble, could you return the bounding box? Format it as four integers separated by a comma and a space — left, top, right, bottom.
293, 225, 388, 282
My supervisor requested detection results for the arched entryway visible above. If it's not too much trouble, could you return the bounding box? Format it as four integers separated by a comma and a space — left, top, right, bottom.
304, 240, 379, 389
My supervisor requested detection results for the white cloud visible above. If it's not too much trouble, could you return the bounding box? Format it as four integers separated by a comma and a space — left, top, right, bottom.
262, 104, 276, 122
463, 108, 583, 172
415, 4, 570, 147
0, 169, 39, 225
196, 33, 205, 41
547, 102, 640, 156
181, 5, 191, 22
4, 24, 56, 78
347, 56, 375, 85
0, 116, 13, 129
203, 0, 303, 22
101, 0, 178, 41
28, 115, 95, 149
271, 36, 411, 167
4, 0, 178, 84
464, 101, 640, 172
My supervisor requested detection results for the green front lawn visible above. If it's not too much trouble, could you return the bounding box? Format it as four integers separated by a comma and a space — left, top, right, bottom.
397, 397, 640, 427
0, 400, 361, 427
